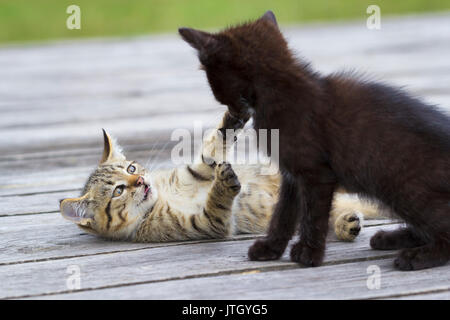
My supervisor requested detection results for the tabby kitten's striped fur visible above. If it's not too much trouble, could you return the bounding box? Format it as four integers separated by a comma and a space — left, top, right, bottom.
60, 112, 381, 242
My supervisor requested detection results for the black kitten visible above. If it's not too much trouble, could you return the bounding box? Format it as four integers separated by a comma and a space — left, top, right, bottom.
179, 11, 450, 270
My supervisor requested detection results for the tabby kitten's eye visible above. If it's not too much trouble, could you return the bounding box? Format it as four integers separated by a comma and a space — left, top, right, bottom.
113, 185, 125, 198
127, 164, 136, 174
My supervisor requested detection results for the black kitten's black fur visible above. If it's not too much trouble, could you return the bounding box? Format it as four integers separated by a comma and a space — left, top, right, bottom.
179, 11, 450, 270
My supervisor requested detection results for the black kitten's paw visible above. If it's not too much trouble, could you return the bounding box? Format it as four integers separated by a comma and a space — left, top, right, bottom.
290, 241, 324, 267
370, 229, 425, 250
248, 239, 285, 261
220, 110, 249, 134
394, 246, 449, 271
370, 230, 393, 250
216, 162, 241, 194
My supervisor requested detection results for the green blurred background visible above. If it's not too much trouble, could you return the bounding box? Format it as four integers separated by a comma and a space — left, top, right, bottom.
1, 0, 450, 43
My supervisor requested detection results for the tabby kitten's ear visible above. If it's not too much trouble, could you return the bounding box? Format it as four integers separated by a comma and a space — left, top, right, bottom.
60, 195, 94, 226
260, 10, 279, 29
101, 129, 126, 163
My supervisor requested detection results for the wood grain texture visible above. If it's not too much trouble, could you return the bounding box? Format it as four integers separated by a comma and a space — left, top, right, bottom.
0, 210, 394, 266
2, 224, 400, 299
386, 291, 450, 300
31, 258, 450, 300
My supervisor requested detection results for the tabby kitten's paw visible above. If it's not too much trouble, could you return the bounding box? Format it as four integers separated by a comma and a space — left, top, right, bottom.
290, 241, 325, 267
201, 130, 224, 166
248, 238, 285, 261
334, 211, 363, 241
216, 162, 241, 195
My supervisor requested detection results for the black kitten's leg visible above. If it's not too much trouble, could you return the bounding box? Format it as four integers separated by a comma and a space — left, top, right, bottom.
218, 110, 249, 139
290, 179, 336, 267
394, 202, 450, 270
370, 227, 426, 250
248, 173, 300, 261
395, 240, 450, 271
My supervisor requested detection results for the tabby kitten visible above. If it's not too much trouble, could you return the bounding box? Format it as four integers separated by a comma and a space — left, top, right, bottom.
178, 11, 450, 270
60, 112, 380, 242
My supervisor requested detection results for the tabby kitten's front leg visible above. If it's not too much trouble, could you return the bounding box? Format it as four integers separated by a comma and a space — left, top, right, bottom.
190, 162, 241, 238
186, 111, 247, 180
137, 162, 241, 242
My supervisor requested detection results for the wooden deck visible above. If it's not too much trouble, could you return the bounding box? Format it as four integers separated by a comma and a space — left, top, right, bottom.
1, 13, 450, 300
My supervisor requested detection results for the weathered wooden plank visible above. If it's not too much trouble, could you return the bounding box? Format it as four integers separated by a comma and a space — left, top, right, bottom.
28, 256, 450, 300
0, 170, 90, 197
2, 63, 449, 105
0, 212, 197, 266
0, 163, 174, 197
0, 151, 165, 175
0, 190, 74, 216
0, 136, 177, 166
2, 59, 449, 111
387, 290, 449, 300
0, 75, 448, 129
0, 207, 396, 265
0, 89, 215, 124
0, 224, 402, 299
0, 110, 224, 154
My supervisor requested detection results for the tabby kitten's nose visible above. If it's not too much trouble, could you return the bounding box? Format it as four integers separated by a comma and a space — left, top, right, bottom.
136, 176, 145, 186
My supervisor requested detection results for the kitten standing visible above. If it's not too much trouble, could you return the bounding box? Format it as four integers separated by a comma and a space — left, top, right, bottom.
179, 11, 450, 270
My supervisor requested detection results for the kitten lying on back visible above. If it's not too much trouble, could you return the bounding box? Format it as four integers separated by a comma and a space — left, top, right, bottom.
179, 11, 450, 270
60, 112, 381, 242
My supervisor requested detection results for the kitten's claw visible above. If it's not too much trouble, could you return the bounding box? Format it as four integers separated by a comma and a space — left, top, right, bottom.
216, 162, 241, 195
334, 211, 363, 242
290, 241, 324, 267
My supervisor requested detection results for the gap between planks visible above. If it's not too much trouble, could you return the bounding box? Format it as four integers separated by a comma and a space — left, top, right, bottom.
12, 255, 397, 300
2, 224, 402, 299
0, 217, 398, 267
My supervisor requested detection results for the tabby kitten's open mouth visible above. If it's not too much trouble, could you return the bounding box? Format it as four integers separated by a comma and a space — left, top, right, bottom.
136, 184, 151, 207
143, 184, 151, 200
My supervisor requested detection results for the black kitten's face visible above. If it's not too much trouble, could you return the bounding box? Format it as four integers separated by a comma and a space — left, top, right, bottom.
179, 33, 255, 121
179, 11, 279, 121
203, 61, 253, 119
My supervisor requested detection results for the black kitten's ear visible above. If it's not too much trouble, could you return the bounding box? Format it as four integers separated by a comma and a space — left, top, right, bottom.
178, 27, 216, 51
260, 10, 278, 28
